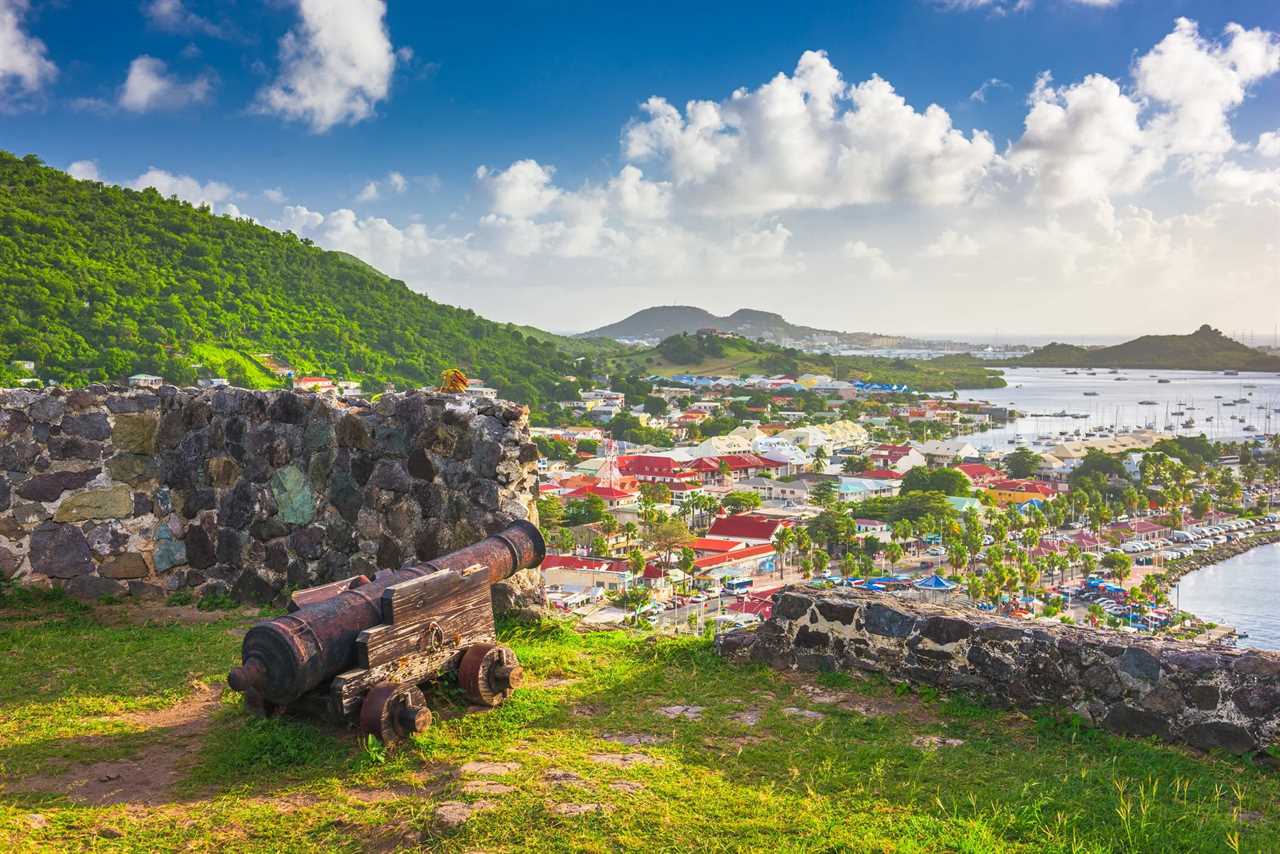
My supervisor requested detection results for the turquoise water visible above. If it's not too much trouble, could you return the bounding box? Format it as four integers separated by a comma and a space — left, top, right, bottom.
1172, 543, 1280, 651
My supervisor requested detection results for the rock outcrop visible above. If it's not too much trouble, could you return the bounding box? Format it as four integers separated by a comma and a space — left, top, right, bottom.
0, 386, 539, 604
719, 587, 1280, 755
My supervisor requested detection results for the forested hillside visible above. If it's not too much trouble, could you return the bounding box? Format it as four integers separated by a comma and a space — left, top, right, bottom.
0, 151, 599, 404
1013, 326, 1280, 371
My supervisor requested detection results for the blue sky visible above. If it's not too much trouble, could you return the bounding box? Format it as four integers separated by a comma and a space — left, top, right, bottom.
2, 1, 1279, 338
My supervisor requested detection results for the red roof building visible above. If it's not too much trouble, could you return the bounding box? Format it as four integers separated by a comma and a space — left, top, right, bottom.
693, 543, 776, 571
688, 537, 745, 555
855, 469, 904, 481
563, 484, 639, 508
707, 513, 792, 544
688, 454, 784, 484
955, 463, 1003, 485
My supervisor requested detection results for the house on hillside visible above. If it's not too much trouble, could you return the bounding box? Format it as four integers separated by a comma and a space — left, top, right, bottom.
128, 373, 164, 388
915, 438, 981, 467
955, 463, 1003, 487
868, 443, 926, 473
987, 479, 1057, 507
707, 513, 792, 545
294, 376, 336, 394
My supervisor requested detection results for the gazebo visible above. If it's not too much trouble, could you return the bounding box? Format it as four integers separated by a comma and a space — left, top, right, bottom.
912, 573, 957, 601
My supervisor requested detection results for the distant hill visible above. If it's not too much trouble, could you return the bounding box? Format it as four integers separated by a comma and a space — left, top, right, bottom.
580, 305, 955, 350
0, 150, 619, 404
1014, 326, 1280, 371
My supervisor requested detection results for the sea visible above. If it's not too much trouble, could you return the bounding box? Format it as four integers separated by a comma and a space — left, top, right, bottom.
1172, 544, 1280, 651
952, 367, 1280, 452
950, 367, 1280, 651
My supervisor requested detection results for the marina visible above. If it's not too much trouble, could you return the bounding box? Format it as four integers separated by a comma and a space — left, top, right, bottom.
955, 367, 1280, 452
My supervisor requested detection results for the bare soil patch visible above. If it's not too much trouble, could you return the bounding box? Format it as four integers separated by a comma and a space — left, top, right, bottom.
10, 684, 223, 806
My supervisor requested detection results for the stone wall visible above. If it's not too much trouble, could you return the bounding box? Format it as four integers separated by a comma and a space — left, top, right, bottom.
0, 386, 539, 603
719, 587, 1280, 755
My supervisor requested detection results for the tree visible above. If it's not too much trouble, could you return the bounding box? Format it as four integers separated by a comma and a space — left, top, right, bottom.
536, 495, 564, 530
1101, 551, 1133, 585
642, 395, 669, 417
900, 466, 970, 497
589, 535, 611, 556
884, 542, 904, 571
553, 528, 576, 554
648, 517, 693, 565
1004, 447, 1042, 479
638, 482, 673, 505
564, 494, 608, 526
842, 454, 869, 475
810, 479, 838, 508
721, 491, 763, 514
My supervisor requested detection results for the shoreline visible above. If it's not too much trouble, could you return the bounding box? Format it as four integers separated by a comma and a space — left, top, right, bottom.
1150, 530, 1280, 592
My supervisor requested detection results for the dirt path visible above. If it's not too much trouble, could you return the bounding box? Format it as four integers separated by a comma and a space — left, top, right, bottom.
9, 683, 224, 806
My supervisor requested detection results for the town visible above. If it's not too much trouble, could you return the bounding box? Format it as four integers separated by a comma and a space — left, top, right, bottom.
512, 365, 1280, 643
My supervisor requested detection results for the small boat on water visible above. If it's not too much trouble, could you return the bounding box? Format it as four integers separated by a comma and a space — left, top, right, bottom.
1157, 378, 1171, 384
1084, 391, 1099, 396
1115, 377, 1128, 381
1138, 400, 1157, 405
1224, 370, 1239, 376
1182, 419, 1195, 428
1244, 425, 1258, 432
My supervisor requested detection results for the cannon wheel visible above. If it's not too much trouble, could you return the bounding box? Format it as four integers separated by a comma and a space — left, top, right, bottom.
458, 643, 523, 707
359, 682, 431, 744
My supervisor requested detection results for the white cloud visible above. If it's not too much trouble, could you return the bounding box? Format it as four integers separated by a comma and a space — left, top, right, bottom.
119, 56, 212, 112
142, 0, 223, 38
1008, 71, 1160, 207
263, 187, 286, 204
478, 160, 562, 219
0, 0, 56, 109
925, 229, 981, 257
1259, 131, 1280, 158
843, 240, 896, 279
1135, 18, 1280, 160
969, 78, 1010, 102
355, 170, 409, 202
255, 0, 402, 133
130, 167, 232, 207
1193, 162, 1280, 203
66, 160, 100, 181
623, 51, 997, 214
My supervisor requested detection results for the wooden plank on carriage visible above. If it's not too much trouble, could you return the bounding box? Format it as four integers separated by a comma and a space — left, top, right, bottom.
288, 575, 370, 612
331, 624, 494, 717
360, 577, 495, 667
381, 564, 487, 624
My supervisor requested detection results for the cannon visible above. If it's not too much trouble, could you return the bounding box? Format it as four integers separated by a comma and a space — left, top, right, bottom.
227, 520, 545, 744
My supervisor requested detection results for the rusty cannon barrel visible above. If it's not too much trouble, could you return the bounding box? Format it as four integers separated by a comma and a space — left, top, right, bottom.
227, 520, 544, 710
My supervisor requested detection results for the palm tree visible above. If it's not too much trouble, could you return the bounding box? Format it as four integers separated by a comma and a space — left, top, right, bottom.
772, 527, 795, 579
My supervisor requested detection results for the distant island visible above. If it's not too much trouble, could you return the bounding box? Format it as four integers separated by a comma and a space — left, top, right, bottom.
1011, 325, 1280, 372
580, 305, 986, 352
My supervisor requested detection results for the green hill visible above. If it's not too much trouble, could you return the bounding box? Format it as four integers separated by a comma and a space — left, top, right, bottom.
0, 151, 606, 404
1015, 326, 1280, 371
608, 332, 1005, 391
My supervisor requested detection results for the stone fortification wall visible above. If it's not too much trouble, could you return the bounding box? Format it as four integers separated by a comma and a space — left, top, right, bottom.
719, 587, 1280, 755
0, 386, 538, 603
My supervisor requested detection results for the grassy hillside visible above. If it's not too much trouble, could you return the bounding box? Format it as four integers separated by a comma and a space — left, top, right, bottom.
2, 591, 1277, 851
1015, 326, 1280, 371
0, 151, 598, 404
606, 333, 1005, 391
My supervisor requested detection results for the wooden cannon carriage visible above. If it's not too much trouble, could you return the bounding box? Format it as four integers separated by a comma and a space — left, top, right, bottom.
227, 521, 544, 743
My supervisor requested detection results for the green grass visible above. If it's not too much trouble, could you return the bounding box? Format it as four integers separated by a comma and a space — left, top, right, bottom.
0, 599, 1276, 852
186, 343, 284, 390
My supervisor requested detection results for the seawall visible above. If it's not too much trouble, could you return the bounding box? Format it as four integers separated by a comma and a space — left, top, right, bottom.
0, 385, 539, 603
718, 587, 1280, 755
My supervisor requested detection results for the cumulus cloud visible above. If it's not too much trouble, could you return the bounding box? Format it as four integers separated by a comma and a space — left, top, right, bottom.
66, 160, 100, 181
142, 0, 223, 38
255, 0, 403, 133
1134, 18, 1280, 160
843, 240, 896, 279
119, 56, 213, 112
355, 170, 408, 202
0, 0, 56, 109
925, 229, 981, 257
1009, 20, 1280, 207
1260, 131, 1280, 158
623, 51, 997, 214
130, 167, 232, 207
263, 187, 286, 204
